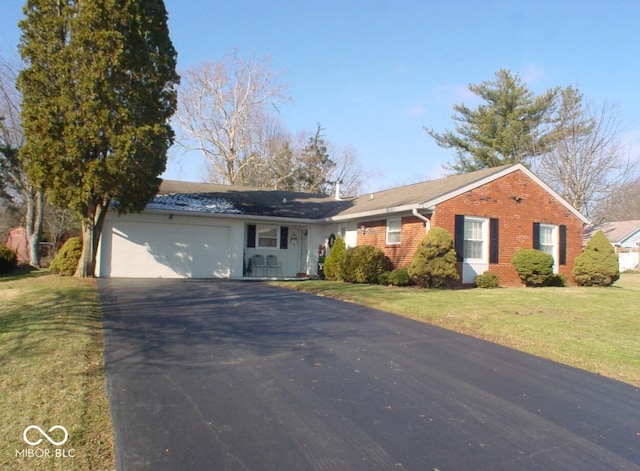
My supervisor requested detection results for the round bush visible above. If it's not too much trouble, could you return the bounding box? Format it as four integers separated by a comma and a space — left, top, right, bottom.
511, 249, 554, 287
408, 227, 459, 288
342, 245, 390, 284
0, 244, 18, 274
572, 230, 619, 287
50, 237, 82, 276
323, 236, 346, 281
388, 268, 410, 286
475, 271, 500, 288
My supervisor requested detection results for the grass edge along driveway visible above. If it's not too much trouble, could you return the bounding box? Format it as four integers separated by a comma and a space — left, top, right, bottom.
0, 272, 114, 471
273, 273, 640, 388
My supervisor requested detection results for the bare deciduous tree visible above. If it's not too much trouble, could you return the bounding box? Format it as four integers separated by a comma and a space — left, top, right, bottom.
591, 175, 640, 222
533, 86, 637, 217
175, 52, 290, 185
0, 54, 44, 267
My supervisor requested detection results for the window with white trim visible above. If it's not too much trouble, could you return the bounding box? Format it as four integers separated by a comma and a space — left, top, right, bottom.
463, 217, 487, 261
386, 218, 401, 244
257, 225, 278, 248
538, 224, 556, 257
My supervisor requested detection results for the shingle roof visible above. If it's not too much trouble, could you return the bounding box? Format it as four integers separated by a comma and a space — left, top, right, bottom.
334, 165, 512, 216
156, 180, 351, 219
150, 164, 588, 223
584, 220, 640, 245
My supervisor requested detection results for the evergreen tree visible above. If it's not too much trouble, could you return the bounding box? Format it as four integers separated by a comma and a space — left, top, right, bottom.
18, 0, 179, 276
572, 230, 619, 286
426, 69, 557, 173
295, 124, 335, 193
323, 236, 346, 281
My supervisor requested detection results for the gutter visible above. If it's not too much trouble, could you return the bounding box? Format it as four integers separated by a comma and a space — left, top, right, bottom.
412, 208, 431, 233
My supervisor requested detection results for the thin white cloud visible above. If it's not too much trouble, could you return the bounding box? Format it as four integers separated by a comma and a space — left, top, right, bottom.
431, 84, 477, 105
404, 103, 426, 116
521, 63, 545, 83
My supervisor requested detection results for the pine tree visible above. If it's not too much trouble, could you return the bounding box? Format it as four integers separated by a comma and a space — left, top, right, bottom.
18, 0, 179, 276
295, 125, 335, 193
426, 69, 557, 173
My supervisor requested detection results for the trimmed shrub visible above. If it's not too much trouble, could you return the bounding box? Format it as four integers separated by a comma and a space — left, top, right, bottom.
0, 245, 18, 274
547, 273, 568, 287
377, 271, 390, 285
379, 268, 411, 286
323, 236, 347, 281
49, 237, 82, 276
511, 248, 554, 287
388, 267, 410, 286
408, 227, 459, 288
475, 271, 500, 288
573, 230, 620, 287
342, 245, 390, 284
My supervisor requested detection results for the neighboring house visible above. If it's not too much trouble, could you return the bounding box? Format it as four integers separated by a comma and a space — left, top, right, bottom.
96, 163, 589, 286
583, 220, 640, 271
5, 227, 29, 264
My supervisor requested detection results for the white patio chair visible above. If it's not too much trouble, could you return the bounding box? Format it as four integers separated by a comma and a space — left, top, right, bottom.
251, 254, 267, 277
266, 254, 282, 277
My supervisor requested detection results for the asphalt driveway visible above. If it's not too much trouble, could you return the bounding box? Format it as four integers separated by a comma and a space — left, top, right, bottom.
98, 279, 640, 470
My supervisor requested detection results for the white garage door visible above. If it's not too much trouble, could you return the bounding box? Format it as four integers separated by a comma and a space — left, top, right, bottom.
100, 218, 230, 278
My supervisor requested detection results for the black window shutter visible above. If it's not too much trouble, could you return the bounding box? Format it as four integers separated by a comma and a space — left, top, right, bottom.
454, 215, 465, 262
280, 226, 288, 249
533, 222, 541, 250
489, 218, 499, 264
247, 224, 256, 248
559, 225, 567, 265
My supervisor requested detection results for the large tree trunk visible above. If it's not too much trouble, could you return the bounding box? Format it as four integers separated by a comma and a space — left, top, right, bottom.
24, 186, 44, 268
74, 202, 109, 277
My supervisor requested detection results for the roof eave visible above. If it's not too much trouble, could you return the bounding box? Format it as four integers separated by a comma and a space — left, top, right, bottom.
142, 207, 322, 225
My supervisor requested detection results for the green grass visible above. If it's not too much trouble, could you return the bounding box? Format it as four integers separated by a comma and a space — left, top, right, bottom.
273, 273, 640, 387
0, 273, 114, 470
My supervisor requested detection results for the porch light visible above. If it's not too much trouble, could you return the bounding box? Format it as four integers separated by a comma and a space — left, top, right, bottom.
290, 233, 298, 246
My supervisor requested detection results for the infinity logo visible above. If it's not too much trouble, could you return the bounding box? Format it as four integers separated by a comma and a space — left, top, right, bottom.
23, 425, 69, 446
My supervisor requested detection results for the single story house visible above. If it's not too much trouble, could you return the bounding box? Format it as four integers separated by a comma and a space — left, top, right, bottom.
96, 163, 589, 286
584, 220, 640, 271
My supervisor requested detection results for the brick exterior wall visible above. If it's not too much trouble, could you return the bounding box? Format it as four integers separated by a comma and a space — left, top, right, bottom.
356, 216, 427, 268
355, 170, 585, 287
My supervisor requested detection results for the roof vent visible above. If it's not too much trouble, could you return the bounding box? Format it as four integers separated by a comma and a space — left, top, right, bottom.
282, 197, 287, 203
370, 193, 374, 200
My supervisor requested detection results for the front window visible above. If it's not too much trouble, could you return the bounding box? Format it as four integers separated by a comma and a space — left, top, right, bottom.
464, 217, 486, 260
539, 224, 556, 256
386, 219, 401, 244
257, 225, 278, 248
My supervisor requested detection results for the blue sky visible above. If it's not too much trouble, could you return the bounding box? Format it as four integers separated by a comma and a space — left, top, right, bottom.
2, 0, 639, 192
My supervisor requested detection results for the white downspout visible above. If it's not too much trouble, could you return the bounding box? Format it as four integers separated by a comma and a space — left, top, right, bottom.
412, 208, 431, 233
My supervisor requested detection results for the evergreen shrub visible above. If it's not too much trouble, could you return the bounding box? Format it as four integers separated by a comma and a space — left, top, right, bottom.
379, 268, 411, 286
474, 271, 500, 288
323, 236, 346, 281
50, 237, 82, 276
511, 249, 554, 287
573, 230, 619, 287
408, 227, 459, 288
0, 245, 18, 274
342, 245, 390, 284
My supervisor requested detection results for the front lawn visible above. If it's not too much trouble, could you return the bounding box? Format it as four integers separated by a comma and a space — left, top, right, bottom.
0, 273, 114, 470
273, 273, 640, 387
